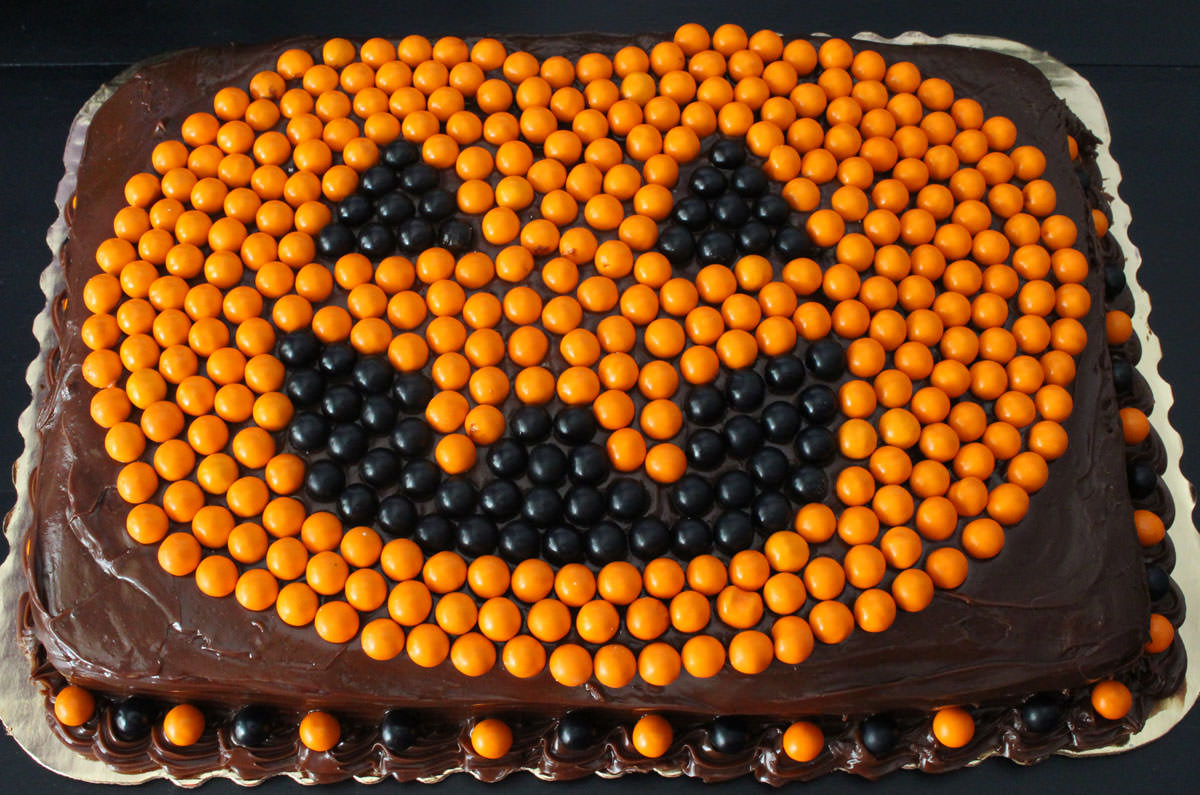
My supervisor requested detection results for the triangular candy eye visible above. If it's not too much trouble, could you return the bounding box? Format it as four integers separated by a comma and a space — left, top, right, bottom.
85, 30, 1098, 681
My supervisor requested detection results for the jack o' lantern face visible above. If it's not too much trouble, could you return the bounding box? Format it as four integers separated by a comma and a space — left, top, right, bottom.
83, 30, 1090, 684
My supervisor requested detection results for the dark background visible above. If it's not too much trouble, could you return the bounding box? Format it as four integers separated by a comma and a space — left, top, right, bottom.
1, 0, 1198, 791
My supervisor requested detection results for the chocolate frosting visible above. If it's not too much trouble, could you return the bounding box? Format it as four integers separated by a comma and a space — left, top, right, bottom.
16, 33, 1186, 782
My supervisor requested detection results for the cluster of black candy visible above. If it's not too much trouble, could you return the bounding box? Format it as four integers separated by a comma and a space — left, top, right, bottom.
279, 319, 851, 564
656, 140, 815, 268
314, 140, 473, 260
669, 344, 845, 557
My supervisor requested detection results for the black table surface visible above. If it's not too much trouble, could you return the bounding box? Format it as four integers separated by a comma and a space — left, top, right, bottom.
1, 1, 1197, 792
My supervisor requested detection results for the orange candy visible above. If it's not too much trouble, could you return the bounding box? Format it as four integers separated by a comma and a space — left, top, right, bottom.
53, 685, 95, 727
1091, 680, 1132, 720
471, 718, 514, 759
932, 707, 975, 748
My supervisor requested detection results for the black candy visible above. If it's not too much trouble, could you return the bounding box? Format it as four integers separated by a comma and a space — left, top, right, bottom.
585, 521, 627, 565
360, 165, 396, 197
377, 495, 417, 537
543, 525, 584, 564
773, 225, 814, 260
327, 423, 368, 463
498, 521, 541, 563
305, 459, 346, 501
377, 191, 415, 224
1110, 355, 1134, 395
316, 223, 354, 258
696, 230, 736, 265
723, 415, 764, 458
754, 194, 790, 226
657, 225, 695, 266
284, 368, 324, 407
764, 355, 805, 393
752, 492, 791, 532
112, 697, 156, 742
672, 196, 710, 230
382, 140, 418, 169
1020, 695, 1062, 733
726, 369, 765, 411
353, 357, 392, 394
357, 222, 395, 258
529, 444, 568, 486
797, 384, 838, 425
321, 384, 362, 422
414, 515, 454, 553
288, 412, 329, 452
672, 518, 713, 558
435, 478, 478, 517
712, 193, 750, 229
730, 166, 767, 197
1104, 264, 1127, 300
805, 338, 846, 380
318, 344, 357, 377
671, 474, 714, 517
336, 192, 373, 226
714, 511, 754, 554
392, 373, 434, 413
479, 480, 522, 520
337, 483, 378, 524
380, 709, 418, 754
736, 221, 772, 253
417, 189, 456, 220
568, 444, 609, 485
1146, 564, 1170, 600
716, 470, 755, 509
524, 486, 565, 526
607, 478, 650, 519
686, 429, 727, 470
709, 139, 746, 169
708, 717, 749, 754
396, 218, 435, 252
436, 218, 472, 252
685, 385, 726, 425
556, 712, 600, 751
438, 219, 475, 252
456, 515, 498, 557
689, 166, 726, 198
564, 485, 606, 527
360, 394, 398, 434
277, 330, 320, 367
860, 716, 898, 756
1127, 460, 1158, 499
510, 405, 552, 443
230, 705, 273, 747
360, 448, 401, 489
402, 459, 441, 500
795, 426, 837, 465
392, 417, 433, 457
630, 517, 670, 561
787, 466, 829, 504
487, 439, 528, 479
749, 447, 790, 488
761, 401, 800, 443
400, 162, 437, 193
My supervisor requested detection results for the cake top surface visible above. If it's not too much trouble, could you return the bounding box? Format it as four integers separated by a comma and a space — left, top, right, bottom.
21, 28, 1156, 723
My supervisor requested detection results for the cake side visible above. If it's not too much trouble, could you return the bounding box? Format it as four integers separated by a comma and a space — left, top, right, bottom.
16, 29, 1187, 783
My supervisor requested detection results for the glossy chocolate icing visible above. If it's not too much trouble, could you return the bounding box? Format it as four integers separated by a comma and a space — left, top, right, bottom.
17, 33, 1186, 782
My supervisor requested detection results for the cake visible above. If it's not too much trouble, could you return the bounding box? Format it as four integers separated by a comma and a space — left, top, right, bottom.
11, 24, 1189, 783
